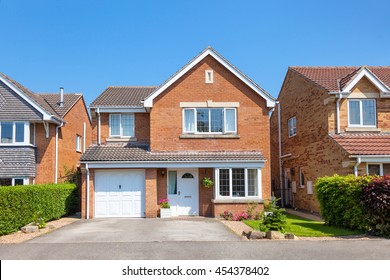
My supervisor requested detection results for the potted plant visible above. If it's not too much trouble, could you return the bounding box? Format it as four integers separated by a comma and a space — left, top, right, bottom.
159, 198, 171, 218
202, 176, 214, 188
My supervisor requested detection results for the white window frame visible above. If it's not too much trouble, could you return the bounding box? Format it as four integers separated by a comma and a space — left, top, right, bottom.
288, 116, 296, 137
76, 135, 82, 152
0, 121, 30, 145
0, 177, 28, 186
299, 167, 305, 188
205, 70, 214, 83
182, 108, 237, 134
214, 168, 262, 200
366, 163, 390, 176
109, 114, 135, 138
347, 99, 377, 127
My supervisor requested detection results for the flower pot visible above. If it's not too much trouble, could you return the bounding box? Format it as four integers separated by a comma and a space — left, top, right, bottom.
160, 208, 171, 218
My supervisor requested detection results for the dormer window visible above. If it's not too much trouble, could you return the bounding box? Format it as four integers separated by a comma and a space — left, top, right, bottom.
109, 114, 134, 138
348, 99, 376, 127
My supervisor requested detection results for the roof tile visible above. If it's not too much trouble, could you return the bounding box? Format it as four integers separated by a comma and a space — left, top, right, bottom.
330, 133, 390, 155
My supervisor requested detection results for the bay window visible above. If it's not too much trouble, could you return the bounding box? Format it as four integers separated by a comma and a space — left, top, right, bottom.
215, 168, 261, 199
0, 121, 29, 144
109, 114, 134, 138
183, 108, 237, 134
348, 99, 376, 127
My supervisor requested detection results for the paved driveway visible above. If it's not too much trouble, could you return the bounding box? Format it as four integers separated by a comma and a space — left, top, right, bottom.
28, 217, 240, 243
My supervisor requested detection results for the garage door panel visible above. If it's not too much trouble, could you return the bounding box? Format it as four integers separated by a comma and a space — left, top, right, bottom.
95, 170, 145, 218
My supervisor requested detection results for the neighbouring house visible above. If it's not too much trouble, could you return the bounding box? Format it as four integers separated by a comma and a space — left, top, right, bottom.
270, 66, 390, 213
80, 47, 276, 218
0, 72, 91, 186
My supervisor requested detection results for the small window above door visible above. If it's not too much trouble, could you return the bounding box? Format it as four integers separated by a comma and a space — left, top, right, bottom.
182, 173, 194, 179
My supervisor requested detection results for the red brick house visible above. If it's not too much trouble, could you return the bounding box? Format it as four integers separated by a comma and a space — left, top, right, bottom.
270, 66, 390, 213
80, 47, 276, 218
0, 72, 91, 185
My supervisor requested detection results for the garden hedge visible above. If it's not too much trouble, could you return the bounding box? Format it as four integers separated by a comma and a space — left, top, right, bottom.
315, 175, 373, 231
0, 183, 78, 235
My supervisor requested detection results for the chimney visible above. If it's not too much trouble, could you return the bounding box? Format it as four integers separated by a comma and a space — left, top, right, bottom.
59, 87, 64, 107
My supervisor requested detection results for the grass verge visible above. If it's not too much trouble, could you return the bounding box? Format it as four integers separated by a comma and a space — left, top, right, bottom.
244, 213, 363, 237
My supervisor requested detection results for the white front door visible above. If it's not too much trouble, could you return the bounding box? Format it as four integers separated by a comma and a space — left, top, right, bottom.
95, 170, 145, 218
167, 168, 199, 216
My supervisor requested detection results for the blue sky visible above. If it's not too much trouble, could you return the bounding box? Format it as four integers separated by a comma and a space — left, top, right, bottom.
0, 0, 389, 106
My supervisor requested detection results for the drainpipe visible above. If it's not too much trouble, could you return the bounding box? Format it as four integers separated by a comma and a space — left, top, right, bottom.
277, 101, 284, 207
83, 122, 86, 152
86, 163, 90, 219
55, 122, 65, 183
97, 108, 101, 145
354, 157, 361, 177
336, 94, 343, 134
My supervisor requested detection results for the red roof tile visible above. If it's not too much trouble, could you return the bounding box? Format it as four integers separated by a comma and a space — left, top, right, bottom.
290, 66, 390, 92
330, 133, 390, 155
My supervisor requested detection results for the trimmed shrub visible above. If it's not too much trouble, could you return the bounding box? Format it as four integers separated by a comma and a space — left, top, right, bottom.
315, 175, 373, 231
0, 183, 78, 235
363, 176, 390, 237
259, 198, 287, 233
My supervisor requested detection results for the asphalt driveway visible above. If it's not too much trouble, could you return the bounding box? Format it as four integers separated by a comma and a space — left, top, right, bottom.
28, 217, 240, 243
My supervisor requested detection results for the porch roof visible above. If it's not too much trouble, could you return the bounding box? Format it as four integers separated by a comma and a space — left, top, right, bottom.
330, 133, 390, 155
80, 143, 266, 163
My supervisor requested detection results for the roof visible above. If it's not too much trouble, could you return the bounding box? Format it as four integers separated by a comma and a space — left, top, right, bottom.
143, 46, 276, 108
330, 133, 390, 155
38, 93, 82, 118
290, 66, 390, 92
0, 146, 36, 177
80, 143, 266, 162
90, 86, 157, 108
0, 72, 85, 121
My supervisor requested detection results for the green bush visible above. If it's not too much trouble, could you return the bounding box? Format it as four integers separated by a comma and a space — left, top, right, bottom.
259, 198, 287, 233
315, 175, 373, 231
363, 176, 390, 237
0, 183, 78, 235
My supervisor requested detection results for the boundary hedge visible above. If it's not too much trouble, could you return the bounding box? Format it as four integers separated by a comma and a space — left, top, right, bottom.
0, 183, 78, 235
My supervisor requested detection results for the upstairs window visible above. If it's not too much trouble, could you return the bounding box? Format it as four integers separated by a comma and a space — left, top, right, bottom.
0, 122, 29, 144
76, 135, 82, 152
109, 114, 134, 138
288, 116, 296, 137
348, 99, 376, 127
183, 108, 237, 134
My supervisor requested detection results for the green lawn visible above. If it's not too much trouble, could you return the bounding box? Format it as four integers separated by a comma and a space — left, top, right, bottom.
244, 214, 363, 237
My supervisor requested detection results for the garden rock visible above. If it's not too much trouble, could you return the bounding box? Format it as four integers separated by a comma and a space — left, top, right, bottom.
266, 230, 285, 239
285, 233, 299, 240
249, 231, 266, 239
21, 223, 39, 234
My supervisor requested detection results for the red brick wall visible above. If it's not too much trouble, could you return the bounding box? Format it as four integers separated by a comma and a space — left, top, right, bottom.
145, 168, 157, 218
213, 203, 264, 218
35, 123, 56, 183
80, 167, 95, 219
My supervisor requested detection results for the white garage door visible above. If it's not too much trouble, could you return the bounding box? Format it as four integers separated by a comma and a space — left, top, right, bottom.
94, 170, 145, 218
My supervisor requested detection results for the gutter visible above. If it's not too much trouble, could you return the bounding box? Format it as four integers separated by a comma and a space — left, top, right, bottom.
55, 121, 65, 183
277, 101, 284, 207
354, 157, 361, 176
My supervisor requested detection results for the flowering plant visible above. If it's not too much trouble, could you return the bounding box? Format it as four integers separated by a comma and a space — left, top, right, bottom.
158, 198, 170, 208
202, 177, 214, 188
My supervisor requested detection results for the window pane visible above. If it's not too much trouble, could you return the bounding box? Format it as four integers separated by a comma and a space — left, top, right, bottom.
184, 109, 195, 132
1, 122, 13, 143
168, 171, 177, 195
362, 100, 375, 126
197, 109, 209, 132
225, 109, 236, 132
219, 169, 230, 196
288, 117, 296, 137
232, 168, 245, 197
110, 115, 120, 136
14, 179, 24, 186
15, 123, 25, 143
210, 109, 223, 132
349, 101, 360, 125
383, 164, 390, 175
368, 164, 380, 176
122, 114, 134, 137
0, 178, 12, 186
248, 169, 258, 196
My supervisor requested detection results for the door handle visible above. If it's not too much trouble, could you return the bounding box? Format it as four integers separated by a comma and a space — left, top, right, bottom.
178, 191, 181, 195
119, 185, 121, 190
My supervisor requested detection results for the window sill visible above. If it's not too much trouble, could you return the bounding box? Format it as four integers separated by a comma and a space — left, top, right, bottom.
345, 127, 381, 133
212, 198, 264, 204
180, 134, 240, 139
106, 137, 137, 142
